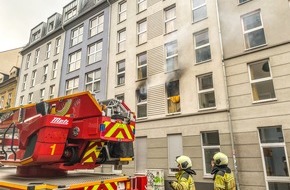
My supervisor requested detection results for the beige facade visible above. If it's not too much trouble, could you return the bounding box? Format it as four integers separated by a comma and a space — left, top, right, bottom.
218, 0, 290, 189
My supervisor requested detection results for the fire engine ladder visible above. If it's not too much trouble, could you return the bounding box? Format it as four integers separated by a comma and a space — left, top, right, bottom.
1, 122, 17, 160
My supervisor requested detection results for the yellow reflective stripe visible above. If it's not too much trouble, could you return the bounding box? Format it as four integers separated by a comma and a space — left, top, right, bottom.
103, 121, 133, 140
82, 142, 104, 163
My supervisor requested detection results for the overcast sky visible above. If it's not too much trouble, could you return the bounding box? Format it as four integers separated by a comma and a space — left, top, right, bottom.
0, 0, 72, 52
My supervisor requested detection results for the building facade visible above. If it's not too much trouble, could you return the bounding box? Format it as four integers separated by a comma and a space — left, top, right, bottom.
218, 0, 290, 189
16, 12, 65, 105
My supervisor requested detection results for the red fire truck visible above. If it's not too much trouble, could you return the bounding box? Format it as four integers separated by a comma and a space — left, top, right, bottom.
0, 91, 146, 190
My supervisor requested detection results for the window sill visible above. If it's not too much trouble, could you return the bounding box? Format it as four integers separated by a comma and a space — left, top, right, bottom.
245, 43, 267, 52
136, 77, 147, 82
252, 98, 277, 104
136, 117, 147, 121
136, 42, 147, 47
198, 107, 217, 112
166, 112, 181, 116
136, 9, 147, 15
192, 17, 208, 25
195, 59, 212, 65
115, 84, 125, 88
164, 29, 177, 36
116, 50, 126, 55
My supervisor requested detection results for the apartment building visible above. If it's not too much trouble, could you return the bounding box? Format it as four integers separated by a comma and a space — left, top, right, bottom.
107, 0, 232, 189
217, 0, 290, 189
0, 48, 22, 109
59, 0, 111, 102
16, 13, 64, 105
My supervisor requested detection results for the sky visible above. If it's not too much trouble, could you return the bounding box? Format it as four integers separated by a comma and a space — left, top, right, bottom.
0, 0, 73, 52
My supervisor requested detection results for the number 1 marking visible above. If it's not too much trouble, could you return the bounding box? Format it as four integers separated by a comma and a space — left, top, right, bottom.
50, 144, 56, 155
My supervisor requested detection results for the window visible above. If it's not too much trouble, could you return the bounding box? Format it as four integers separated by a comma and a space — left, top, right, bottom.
115, 94, 124, 101
32, 30, 41, 42
25, 54, 31, 69
64, 1, 77, 22
137, 20, 147, 45
6, 93, 11, 108
48, 21, 54, 32
52, 60, 58, 79
166, 80, 180, 114
85, 69, 101, 93
28, 93, 33, 104
31, 70, 37, 87
135, 137, 147, 173
66, 77, 79, 95
55, 37, 61, 55
242, 10, 266, 49
201, 131, 220, 176
40, 88, 45, 101
118, 1, 127, 22
117, 60, 125, 86
71, 25, 84, 46
117, 29, 126, 53
197, 73, 216, 109
165, 40, 178, 72
259, 126, 290, 189
248, 60, 276, 102
20, 96, 24, 106
192, 0, 207, 22
49, 85, 55, 99
89, 14, 104, 37
43, 65, 48, 83
46, 42, 51, 59
136, 85, 147, 118
68, 50, 81, 72
87, 41, 103, 64
35, 49, 40, 65
22, 74, 28, 90
168, 134, 183, 173
164, 5, 176, 34
0, 96, 4, 109
194, 30, 211, 63
137, 52, 147, 80
137, 0, 147, 13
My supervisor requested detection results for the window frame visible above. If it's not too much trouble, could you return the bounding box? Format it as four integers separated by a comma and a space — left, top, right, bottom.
117, 29, 126, 53
137, 52, 147, 80
197, 73, 216, 110
70, 25, 84, 47
89, 13, 104, 37
49, 85, 55, 99
164, 5, 176, 34
85, 69, 101, 94
65, 77, 79, 95
22, 74, 28, 90
165, 40, 178, 72
25, 54, 31, 69
192, 0, 207, 23
28, 93, 33, 104
136, 85, 147, 119
116, 60, 125, 86
46, 42, 51, 59
118, 1, 127, 23
43, 65, 48, 83
166, 80, 181, 114
137, 19, 147, 45
52, 60, 58, 79
68, 50, 81, 73
40, 88, 45, 101
34, 49, 40, 65
31, 70, 37, 87
194, 29, 211, 64
55, 37, 61, 55
87, 41, 103, 65
137, 0, 147, 13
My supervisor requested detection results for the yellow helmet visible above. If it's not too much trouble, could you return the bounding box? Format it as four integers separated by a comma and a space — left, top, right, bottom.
176, 155, 192, 169
213, 152, 228, 166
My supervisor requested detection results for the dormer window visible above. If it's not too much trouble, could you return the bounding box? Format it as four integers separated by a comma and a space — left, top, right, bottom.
48, 21, 54, 32
32, 30, 41, 42
64, 1, 77, 22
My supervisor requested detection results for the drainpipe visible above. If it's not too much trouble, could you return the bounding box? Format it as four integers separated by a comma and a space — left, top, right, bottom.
215, 1, 240, 190
105, 0, 112, 100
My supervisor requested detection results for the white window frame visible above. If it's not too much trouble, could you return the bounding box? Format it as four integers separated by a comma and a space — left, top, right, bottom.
168, 134, 183, 174
26, 54, 31, 69
166, 80, 181, 114
49, 85, 55, 99
115, 93, 124, 101
201, 131, 220, 177
68, 50, 81, 72
117, 29, 126, 53
20, 96, 24, 106
192, 0, 207, 23
40, 88, 45, 101
137, 19, 147, 45
165, 40, 178, 72
31, 70, 37, 87
46, 42, 51, 59
7, 93, 12, 108
28, 93, 33, 104
242, 10, 266, 49
64, 1, 77, 22
55, 37, 61, 55
89, 14, 104, 37
164, 5, 176, 34
34, 49, 40, 65
66, 77, 79, 95
117, 60, 125, 86
136, 85, 147, 119
118, 1, 127, 23
137, 52, 147, 80
194, 29, 211, 63
87, 41, 103, 65
258, 126, 290, 190
43, 65, 48, 83
85, 69, 101, 94
137, 0, 147, 13
32, 30, 41, 42
71, 25, 84, 47
52, 60, 58, 79
22, 74, 28, 90
197, 73, 216, 110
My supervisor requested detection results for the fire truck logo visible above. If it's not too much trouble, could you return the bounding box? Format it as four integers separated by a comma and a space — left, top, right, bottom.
50, 117, 69, 125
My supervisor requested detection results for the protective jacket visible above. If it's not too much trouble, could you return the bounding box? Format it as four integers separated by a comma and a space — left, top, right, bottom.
170, 169, 196, 190
211, 166, 236, 190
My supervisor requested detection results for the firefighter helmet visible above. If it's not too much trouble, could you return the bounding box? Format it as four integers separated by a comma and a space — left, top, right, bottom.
176, 155, 192, 169
213, 152, 228, 166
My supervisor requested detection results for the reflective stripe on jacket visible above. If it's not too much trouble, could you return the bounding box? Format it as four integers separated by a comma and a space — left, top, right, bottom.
214, 171, 236, 190
171, 170, 196, 190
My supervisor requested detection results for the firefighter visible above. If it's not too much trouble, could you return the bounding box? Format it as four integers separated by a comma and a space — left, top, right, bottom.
169, 155, 196, 190
211, 152, 236, 190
